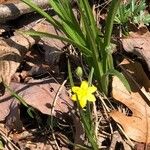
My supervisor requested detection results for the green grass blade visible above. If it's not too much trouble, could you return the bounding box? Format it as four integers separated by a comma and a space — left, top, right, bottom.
77, 0, 98, 38
4, 83, 28, 107
79, 110, 98, 150
61, 22, 86, 45
104, 0, 121, 48
21, 0, 59, 28
27, 107, 35, 118
22, 0, 86, 53
49, 0, 70, 21
88, 67, 94, 86
104, 69, 131, 92
49, 0, 86, 44
68, 60, 74, 87
23, 30, 91, 56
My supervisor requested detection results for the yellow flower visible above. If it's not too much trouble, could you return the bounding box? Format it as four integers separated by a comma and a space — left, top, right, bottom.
71, 81, 97, 108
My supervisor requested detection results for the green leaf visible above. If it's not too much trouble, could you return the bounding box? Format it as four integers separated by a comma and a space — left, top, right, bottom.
77, 0, 98, 38
68, 60, 74, 87
62, 21, 85, 45
27, 107, 35, 118
88, 67, 94, 86
21, 0, 59, 28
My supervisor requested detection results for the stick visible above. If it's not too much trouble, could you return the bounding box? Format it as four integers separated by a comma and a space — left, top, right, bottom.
0, 0, 49, 22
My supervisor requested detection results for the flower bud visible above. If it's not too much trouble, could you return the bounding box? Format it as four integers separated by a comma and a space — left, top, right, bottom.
75, 66, 83, 78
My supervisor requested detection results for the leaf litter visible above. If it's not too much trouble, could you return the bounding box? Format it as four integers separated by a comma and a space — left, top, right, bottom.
110, 59, 150, 143
0, 79, 76, 149
0, 2, 84, 148
0, 0, 150, 149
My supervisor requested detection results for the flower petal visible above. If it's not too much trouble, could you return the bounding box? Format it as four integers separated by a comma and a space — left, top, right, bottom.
72, 86, 80, 93
88, 86, 97, 93
80, 81, 88, 90
79, 96, 87, 108
87, 94, 96, 102
71, 94, 77, 101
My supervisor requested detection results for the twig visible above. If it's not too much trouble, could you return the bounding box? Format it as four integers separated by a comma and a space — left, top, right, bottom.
0, 129, 20, 150
93, 102, 99, 137
50, 79, 67, 150
96, 91, 134, 147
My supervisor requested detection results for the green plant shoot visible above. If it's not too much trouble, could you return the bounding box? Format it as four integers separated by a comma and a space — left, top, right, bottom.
21, 0, 130, 95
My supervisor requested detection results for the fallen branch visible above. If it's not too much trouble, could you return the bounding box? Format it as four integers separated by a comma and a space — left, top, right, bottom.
0, 0, 49, 22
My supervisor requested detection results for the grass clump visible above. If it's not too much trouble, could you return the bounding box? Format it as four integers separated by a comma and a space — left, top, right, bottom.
22, 0, 130, 95
115, 0, 150, 33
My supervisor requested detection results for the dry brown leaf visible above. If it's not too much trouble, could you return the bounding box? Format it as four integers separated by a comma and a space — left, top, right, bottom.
12, 131, 71, 150
0, 33, 36, 85
0, 82, 22, 131
0, 79, 73, 128
122, 30, 150, 70
0, 19, 65, 86
110, 59, 150, 143
5, 100, 22, 131
19, 79, 73, 116
120, 59, 150, 92
135, 142, 150, 150
40, 21, 66, 66
0, 79, 85, 147
0, 89, 17, 121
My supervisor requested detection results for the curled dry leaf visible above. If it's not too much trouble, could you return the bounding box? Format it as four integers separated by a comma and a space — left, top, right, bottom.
0, 83, 19, 121
110, 59, 150, 143
120, 59, 150, 92
0, 82, 21, 130
0, 33, 36, 85
18, 17, 66, 76
122, 29, 150, 71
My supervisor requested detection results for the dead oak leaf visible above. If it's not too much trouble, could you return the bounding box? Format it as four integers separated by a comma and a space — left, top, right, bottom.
122, 30, 150, 71
0, 79, 85, 147
110, 59, 150, 143
18, 79, 73, 116
0, 79, 73, 130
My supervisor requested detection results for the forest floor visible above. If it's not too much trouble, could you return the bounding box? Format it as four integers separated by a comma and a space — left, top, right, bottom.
0, 0, 150, 150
